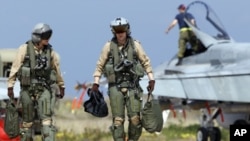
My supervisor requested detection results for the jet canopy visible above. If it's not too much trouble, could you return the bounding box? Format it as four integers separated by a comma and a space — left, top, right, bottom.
186, 1, 231, 41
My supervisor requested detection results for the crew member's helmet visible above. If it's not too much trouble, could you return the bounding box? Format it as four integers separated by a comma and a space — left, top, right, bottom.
32, 23, 53, 43
110, 17, 131, 35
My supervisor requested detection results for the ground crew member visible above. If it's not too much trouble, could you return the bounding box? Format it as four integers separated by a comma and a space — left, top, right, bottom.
165, 4, 198, 65
7, 23, 65, 141
91, 17, 155, 141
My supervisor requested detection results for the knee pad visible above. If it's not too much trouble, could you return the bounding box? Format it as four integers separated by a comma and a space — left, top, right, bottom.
111, 117, 125, 141
130, 115, 140, 126
114, 117, 124, 126
128, 116, 142, 141
22, 122, 33, 128
42, 118, 52, 125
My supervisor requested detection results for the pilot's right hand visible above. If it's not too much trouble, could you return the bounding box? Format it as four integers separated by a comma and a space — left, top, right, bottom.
7, 87, 14, 99
91, 83, 99, 93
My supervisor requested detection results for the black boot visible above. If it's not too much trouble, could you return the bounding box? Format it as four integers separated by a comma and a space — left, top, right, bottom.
176, 58, 183, 66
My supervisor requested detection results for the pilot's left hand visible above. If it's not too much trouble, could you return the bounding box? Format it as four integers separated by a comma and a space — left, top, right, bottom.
7, 87, 14, 99
147, 80, 155, 93
91, 83, 99, 93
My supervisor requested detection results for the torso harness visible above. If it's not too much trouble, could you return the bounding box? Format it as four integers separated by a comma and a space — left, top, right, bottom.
18, 41, 56, 94
104, 37, 145, 89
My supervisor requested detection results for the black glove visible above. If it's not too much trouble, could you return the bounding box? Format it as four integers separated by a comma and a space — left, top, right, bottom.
7, 87, 14, 99
147, 80, 155, 93
59, 87, 65, 99
91, 83, 99, 92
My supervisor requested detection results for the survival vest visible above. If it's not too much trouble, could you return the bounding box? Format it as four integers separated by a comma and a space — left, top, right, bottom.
17, 40, 56, 90
104, 37, 144, 88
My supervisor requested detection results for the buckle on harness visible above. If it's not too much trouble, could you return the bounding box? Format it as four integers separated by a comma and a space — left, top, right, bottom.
114, 59, 133, 72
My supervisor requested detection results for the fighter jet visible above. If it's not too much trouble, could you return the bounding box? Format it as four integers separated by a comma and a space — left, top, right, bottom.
140, 1, 250, 141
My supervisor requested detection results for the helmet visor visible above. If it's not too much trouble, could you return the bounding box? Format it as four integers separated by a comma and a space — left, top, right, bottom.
113, 25, 128, 33
40, 30, 52, 40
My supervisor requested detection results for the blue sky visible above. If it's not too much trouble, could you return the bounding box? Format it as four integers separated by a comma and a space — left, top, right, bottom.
1, 0, 250, 98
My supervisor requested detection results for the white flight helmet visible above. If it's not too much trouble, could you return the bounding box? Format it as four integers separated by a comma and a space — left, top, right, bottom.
31, 23, 53, 43
110, 17, 131, 35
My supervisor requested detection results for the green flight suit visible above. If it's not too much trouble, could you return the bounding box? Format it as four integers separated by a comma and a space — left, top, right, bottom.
11, 41, 59, 141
